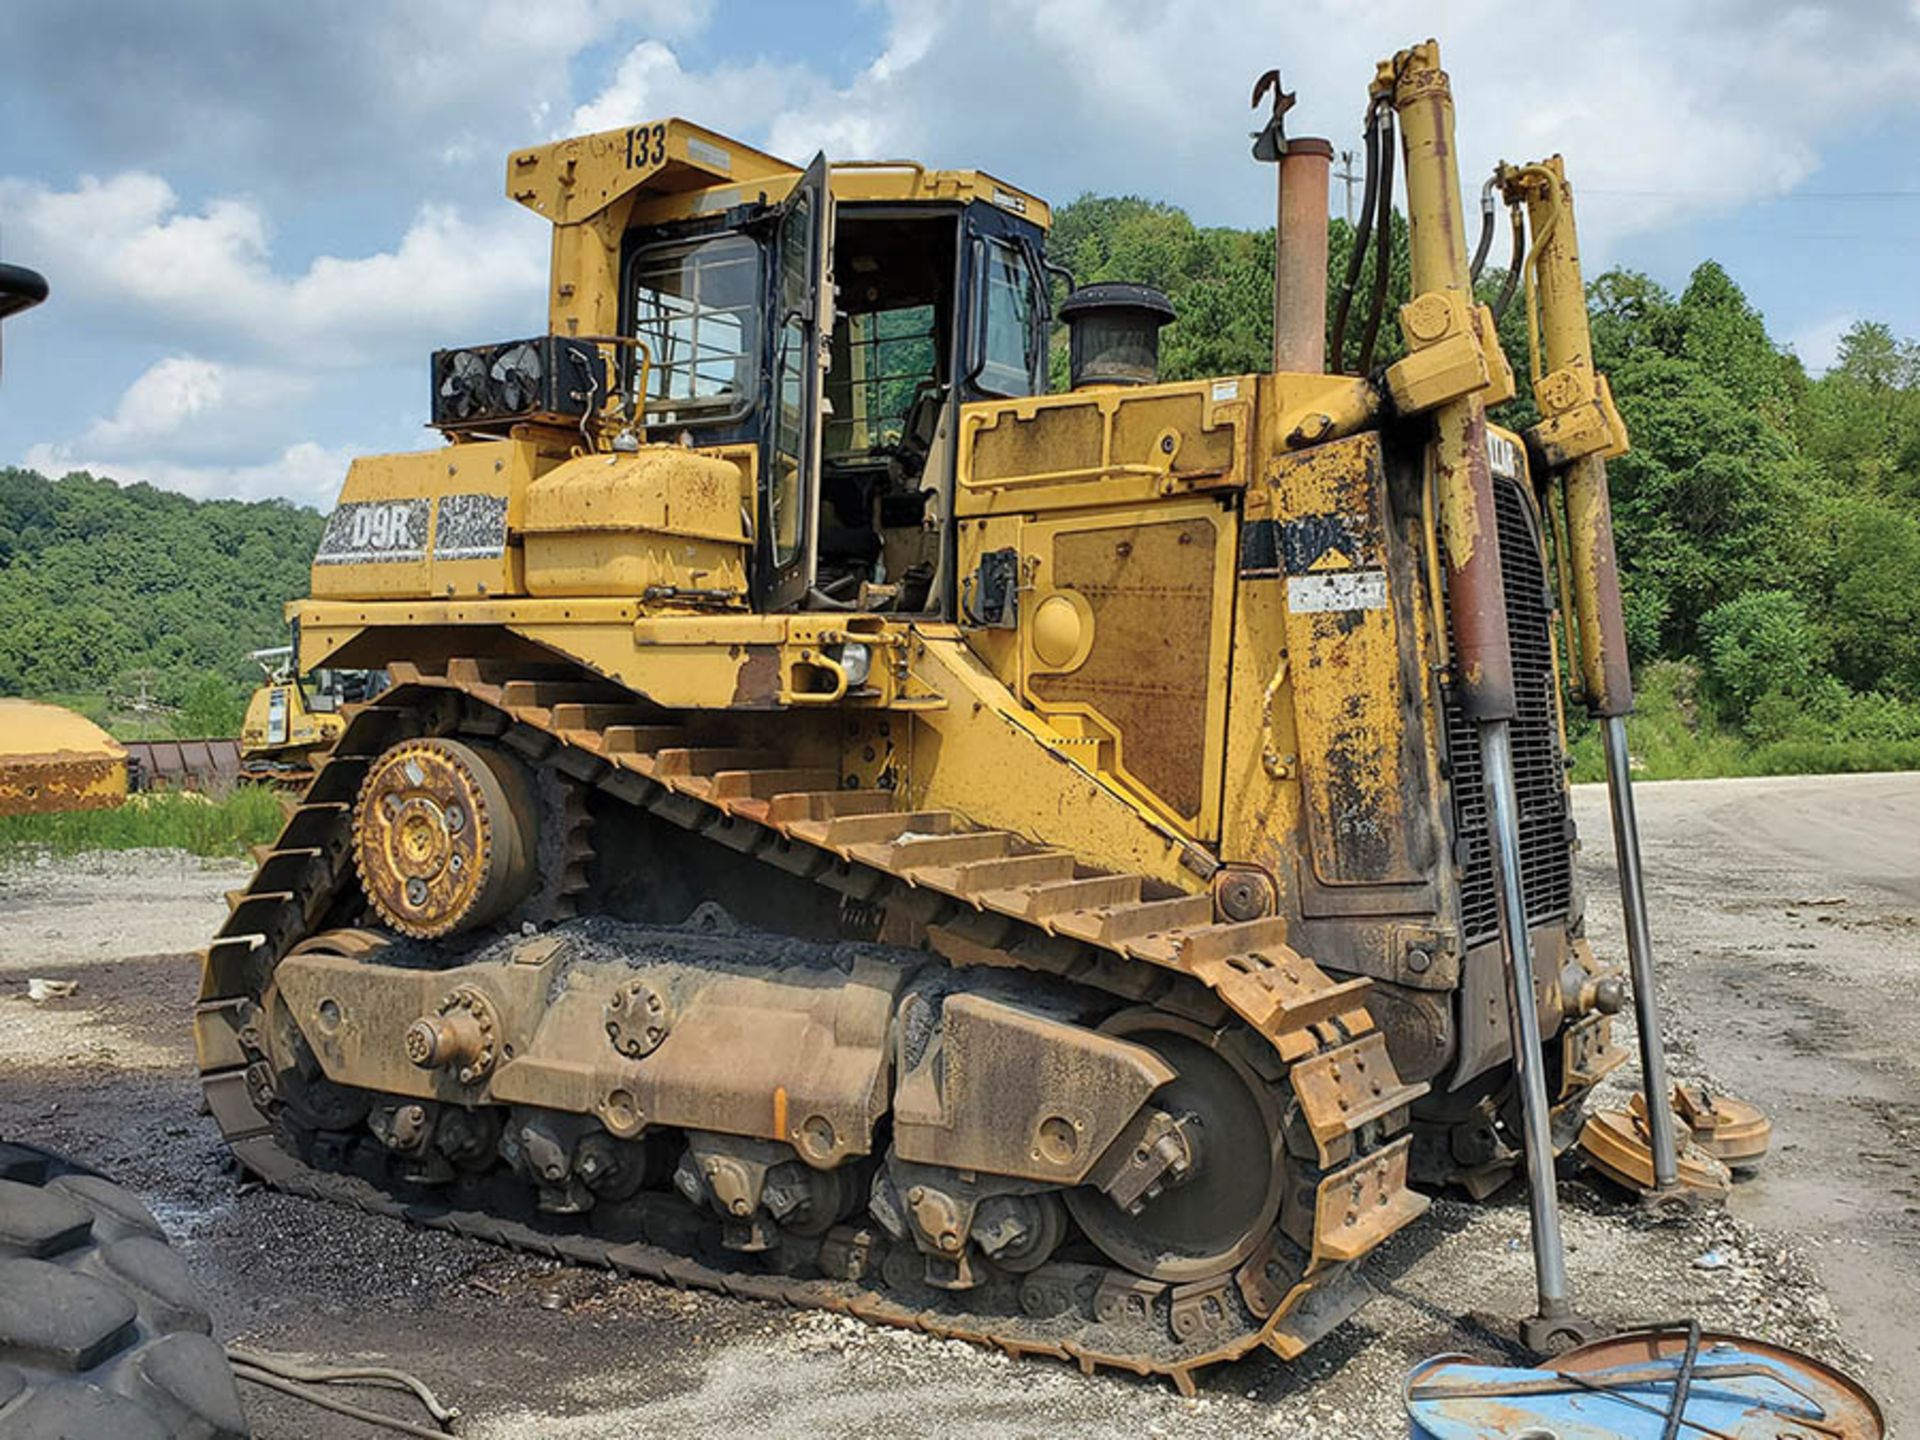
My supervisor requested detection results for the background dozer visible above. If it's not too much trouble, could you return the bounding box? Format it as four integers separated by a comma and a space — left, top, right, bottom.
199, 40, 1673, 1388
236, 647, 380, 787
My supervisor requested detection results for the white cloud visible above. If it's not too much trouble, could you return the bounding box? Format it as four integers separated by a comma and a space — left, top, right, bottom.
570, 1, 1920, 262
13, 0, 1920, 510
23, 438, 354, 509
1788, 312, 1858, 376
0, 172, 547, 367
567, 41, 857, 149
75, 355, 309, 459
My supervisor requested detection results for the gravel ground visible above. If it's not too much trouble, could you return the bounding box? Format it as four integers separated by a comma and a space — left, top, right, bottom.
0, 776, 1909, 1437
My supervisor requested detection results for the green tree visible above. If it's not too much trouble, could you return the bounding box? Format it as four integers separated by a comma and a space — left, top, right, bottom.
1699, 590, 1824, 709
0, 467, 323, 719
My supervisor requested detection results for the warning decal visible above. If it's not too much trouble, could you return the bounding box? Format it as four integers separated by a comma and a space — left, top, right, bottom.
1286, 569, 1388, 614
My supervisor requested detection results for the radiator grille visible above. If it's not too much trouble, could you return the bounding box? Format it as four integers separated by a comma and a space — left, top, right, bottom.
1442, 474, 1574, 948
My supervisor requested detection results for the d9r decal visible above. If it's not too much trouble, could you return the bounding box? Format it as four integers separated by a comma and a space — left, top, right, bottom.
315, 498, 429, 565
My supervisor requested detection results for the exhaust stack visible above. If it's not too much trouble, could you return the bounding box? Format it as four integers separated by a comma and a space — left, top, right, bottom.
1274, 141, 1332, 372
1251, 71, 1332, 373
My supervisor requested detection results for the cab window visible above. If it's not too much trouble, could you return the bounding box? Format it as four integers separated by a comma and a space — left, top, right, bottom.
826, 303, 938, 461
629, 233, 762, 423
976, 238, 1042, 397
767, 184, 817, 570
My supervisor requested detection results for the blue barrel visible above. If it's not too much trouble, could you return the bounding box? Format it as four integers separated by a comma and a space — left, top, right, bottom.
1405, 1330, 1882, 1440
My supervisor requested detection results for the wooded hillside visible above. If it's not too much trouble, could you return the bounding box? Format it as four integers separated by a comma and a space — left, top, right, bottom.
0, 469, 323, 736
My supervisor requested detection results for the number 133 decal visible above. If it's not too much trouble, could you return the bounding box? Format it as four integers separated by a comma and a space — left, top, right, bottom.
626, 123, 667, 169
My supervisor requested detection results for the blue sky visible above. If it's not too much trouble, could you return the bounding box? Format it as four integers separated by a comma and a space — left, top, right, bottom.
3, 0, 1917, 509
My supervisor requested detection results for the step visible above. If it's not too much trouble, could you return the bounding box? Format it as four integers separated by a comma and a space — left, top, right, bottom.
548, 703, 662, 736
851, 830, 1017, 874
500, 679, 626, 711
913, 850, 1077, 900
788, 810, 960, 850
1051, 895, 1214, 949
1312, 1136, 1427, 1264
1210, 968, 1373, 1037
762, 789, 894, 828
707, 769, 842, 804
651, 748, 783, 788
224, 891, 295, 935
251, 847, 324, 896
602, 725, 695, 756
277, 802, 350, 851
1126, 917, 1292, 970
981, 873, 1141, 924
446, 657, 578, 688
1289, 1032, 1429, 1166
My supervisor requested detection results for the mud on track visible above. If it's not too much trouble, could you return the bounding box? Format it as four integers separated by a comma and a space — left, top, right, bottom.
2, 778, 1909, 1436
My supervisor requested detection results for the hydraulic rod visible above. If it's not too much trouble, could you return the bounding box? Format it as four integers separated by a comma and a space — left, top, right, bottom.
1602, 713, 1679, 1191
1500, 156, 1681, 1197
1384, 41, 1588, 1345
1484, 721, 1574, 1319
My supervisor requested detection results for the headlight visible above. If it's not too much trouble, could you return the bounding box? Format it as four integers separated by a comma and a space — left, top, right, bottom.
837, 642, 872, 687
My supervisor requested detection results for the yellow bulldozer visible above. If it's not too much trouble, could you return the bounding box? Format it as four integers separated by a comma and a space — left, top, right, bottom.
236, 646, 381, 786
201, 40, 1691, 1387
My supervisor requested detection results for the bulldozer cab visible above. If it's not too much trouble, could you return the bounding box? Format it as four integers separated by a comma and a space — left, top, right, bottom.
507, 122, 1052, 617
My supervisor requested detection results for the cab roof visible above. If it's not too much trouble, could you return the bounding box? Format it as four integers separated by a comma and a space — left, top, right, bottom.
507, 117, 1049, 230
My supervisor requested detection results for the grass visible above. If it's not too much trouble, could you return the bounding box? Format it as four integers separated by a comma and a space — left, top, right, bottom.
0, 786, 286, 858
1566, 661, 1920, 782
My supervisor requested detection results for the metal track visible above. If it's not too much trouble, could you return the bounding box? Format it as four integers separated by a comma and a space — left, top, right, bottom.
195, 658, 1431, 1394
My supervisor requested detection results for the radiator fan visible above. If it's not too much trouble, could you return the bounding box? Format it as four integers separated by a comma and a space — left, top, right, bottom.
489, 342, 544, 413
429, 336, 605, 428
438, 351, 492, 420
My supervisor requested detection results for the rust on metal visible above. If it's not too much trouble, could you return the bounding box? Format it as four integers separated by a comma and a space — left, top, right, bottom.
122, 737, 246, 792
351, 737, 539, 938
0, 699, 128, 815
1576, 1104, 1731, 1201
1668, 1085, 1773, 1172
196, 667, 1434, 1387
1387, 44, 1515, 720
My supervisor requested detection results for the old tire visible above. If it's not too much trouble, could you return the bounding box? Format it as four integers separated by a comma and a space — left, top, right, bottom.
0, 1142, 249, 1439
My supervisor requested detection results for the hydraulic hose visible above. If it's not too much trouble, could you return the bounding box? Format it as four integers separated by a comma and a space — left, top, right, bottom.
1469, 174, 1497, 284
1355, 104, 1396, 375
1329, 101, 1384, 374
1492, 202, 1525, 325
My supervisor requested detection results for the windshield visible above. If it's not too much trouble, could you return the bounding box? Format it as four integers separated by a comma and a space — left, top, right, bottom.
629, 233, 762, 422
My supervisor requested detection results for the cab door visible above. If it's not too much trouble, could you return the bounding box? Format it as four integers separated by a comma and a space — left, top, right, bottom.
763, 153, 835, 609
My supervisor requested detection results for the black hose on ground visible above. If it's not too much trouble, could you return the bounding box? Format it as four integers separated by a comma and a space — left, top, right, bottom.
228, 1346, 460, 1438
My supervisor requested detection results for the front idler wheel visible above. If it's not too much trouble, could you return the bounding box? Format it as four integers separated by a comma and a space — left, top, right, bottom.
1065, 1014, 1287, 1283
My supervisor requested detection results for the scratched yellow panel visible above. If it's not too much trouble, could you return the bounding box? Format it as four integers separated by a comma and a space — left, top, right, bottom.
1271, 434, 1426, 887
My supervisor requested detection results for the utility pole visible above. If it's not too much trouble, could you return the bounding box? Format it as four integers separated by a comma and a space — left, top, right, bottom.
1335, 149, 1361, 226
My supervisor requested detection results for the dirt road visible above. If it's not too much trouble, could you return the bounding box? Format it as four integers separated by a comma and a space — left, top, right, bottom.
1, 774, 1909, 1436
1572, 771, 1920, 1422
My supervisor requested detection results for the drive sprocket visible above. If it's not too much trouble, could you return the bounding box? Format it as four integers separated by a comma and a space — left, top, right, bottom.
351, 737, 538, 938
